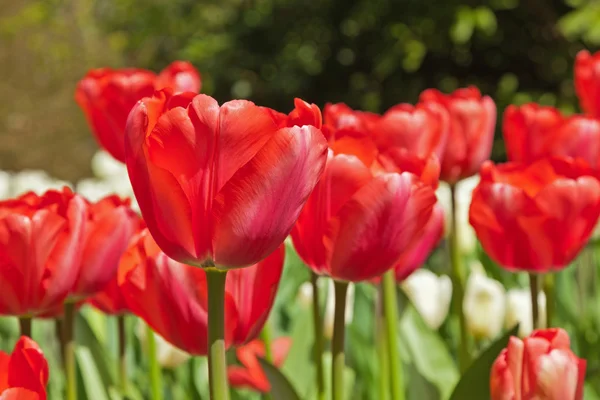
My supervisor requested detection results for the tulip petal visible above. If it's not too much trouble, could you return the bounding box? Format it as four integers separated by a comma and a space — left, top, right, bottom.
212, 125, 327, 268
0, 388, 41, 400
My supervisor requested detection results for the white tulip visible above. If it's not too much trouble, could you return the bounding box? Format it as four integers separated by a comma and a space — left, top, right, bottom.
10, 169, 71, 196
137, 322, 191, 369
463, 267, 506, 340
505, 288, 546, 338
91, 150, 128, 179
402, 269, 453, 330
323, 279, 355, 340
76, 178, 116, 202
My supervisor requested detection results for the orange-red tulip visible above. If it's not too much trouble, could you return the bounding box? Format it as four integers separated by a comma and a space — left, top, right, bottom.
469, 158, 600, 272
490, 328, 585, 400
228, 337, 292, 393
575, 50, 600, 117
124, 90, 328, 268
76, 61, 201, 162
420, 87, 496, 184
119, 230, 285, 354
0, 189, 86, 317
0, 336, 49, 400
88, 277, 128, 315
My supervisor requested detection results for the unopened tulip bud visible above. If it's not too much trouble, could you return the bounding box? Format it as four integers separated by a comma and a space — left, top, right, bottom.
137, 321, 191, 369
505, 288, 546, 338
402, 269, 452, 330
463, 267, 506, 340
323, 280, 355, 340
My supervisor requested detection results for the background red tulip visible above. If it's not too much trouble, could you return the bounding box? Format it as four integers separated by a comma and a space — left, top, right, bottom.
575, 50, 600, 117
469, 157, 600, 272
125, 90, 327, 268
0, 336, 49, 400
119, 230, 285, 354
420, 87, 496, 184
0, 188, 86, 317
491, 328, 585, 400
503, 103, 565, 163
228, 337, 292, 393
75, 61, 201, 162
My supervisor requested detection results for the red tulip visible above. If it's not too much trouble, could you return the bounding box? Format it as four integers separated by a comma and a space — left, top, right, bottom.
575, 50, 600, 117
469, 157, 600, 272
88, 277, 128, 315
291, 145, 437, 282
323, 103, 379, 135
420, 87, 497, 184
503, 103, 565, 163
69, 195, 140, 300
372, 102, 449, 160
394, 203, 444, 281
490, 328, 585, 400
0, 188, 86, 317
119, 230, 285, 354
228, 337, 292, 393
0, 336, 49, 400
76, 61, 201, 162
124, 89, 327, 268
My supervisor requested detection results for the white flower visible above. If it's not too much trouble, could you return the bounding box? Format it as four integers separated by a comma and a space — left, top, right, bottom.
76, 178, 116, 202
296, 282, 313, 308
91, 150, 128, 179
0, 171, 11, 199
137, 322, 191, 369
323, 279, 355, 340
436, 175, 479, 256
10, 169, 71, 196
505, 288, 546, 338
463, 266, 506, 340
402, 269, 453, 330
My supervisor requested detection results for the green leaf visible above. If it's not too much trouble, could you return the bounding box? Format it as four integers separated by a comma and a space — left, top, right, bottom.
76, 346, 110, 400
449, 325, 519, 400
258, 358, 302, 400
399, 306, 459, 400
585, 383, 600, 400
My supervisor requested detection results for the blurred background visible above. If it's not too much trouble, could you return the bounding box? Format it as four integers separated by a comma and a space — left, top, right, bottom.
0, 0, 597, 179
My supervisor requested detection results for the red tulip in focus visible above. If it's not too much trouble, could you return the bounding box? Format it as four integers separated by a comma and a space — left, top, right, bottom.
76, 61, 201, 162
0, 188, 86, 317
119, 230, 285, 354
490, 328, 585, 400
289, 104, 437, 282
0, 336, 49, 400
228, 337, 292, 393
124, 90, 328, 268
469, 157, 600, 272
69, 195, 140, 301
575, 50, 600, 117
420, 87, 497, 184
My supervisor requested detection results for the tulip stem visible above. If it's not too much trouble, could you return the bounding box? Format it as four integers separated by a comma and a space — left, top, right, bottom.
332, 280, 348, 400
146, 324, 162, 400
260, 322, 273, 363
449, 185, 470, 372
18, 317, 32, 338
56, 318, 65, 367
529, 273, 540, 330
310, 272, 326, 400
382, 271, 405, 400
206, 269, 230, 400
63, 302, 77, 400
117, 315, 128, 393
543, 274, 554, 328
376, 284, 390, 400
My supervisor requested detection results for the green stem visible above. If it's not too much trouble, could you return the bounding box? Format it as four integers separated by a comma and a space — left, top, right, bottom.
543, 274, 555, 328
146, 325, 162, 400
56, 318, 65, 368
63, 302, 77, 400
310, 272, 326, 400
529, 273, 540, 330
332, 280, 348, 400
376, 285, 390, 400
206, 269, 230, 400
117, 315, 127, 393
449, 185, 470, 372
19, 317, 32, 338
382, 271, 404, 400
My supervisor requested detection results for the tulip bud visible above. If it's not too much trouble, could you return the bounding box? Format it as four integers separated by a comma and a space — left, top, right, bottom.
463, 266, 506, 340
137, 321, 191, 369
401, 269, 452, 330
323, 280, 355, 340
505, 288, 546, 338
296, 282, 314, 308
